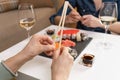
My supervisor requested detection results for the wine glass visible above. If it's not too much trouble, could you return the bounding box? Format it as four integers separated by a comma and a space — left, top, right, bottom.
18, 3, 35, 39
99, 2, 118, 47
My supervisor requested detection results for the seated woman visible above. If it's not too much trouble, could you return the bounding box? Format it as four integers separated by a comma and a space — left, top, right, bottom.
50, 0, 120, 33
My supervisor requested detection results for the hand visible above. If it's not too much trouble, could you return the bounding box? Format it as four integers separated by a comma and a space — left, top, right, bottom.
22, 34, 55, 58
81, 15, 104, 28
65, 10, 81, 24
4, 34, 55, 73
109, 22, 120, 34
51, 47, 74, 80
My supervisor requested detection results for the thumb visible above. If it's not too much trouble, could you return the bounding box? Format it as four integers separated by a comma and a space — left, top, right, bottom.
61, 47, 69, 55
53, 49, 60, 59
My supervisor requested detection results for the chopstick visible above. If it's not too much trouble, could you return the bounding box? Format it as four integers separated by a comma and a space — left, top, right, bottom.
68, 3, 76, 12
58, 1, 76, 27
57, 1, 76, 49
58, 1, 69, 49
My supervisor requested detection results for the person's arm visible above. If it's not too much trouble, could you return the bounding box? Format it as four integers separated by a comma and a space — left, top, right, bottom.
51, 47, 74, 80
0, 34, 55, 80
81, 15, 104, 28
81, 15, 120, 34
4, 35, 55, 73
109, 22, 120, 34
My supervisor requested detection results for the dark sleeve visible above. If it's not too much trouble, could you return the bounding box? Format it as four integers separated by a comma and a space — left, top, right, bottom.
117, 0, 120, 21
49, 0, 77, 24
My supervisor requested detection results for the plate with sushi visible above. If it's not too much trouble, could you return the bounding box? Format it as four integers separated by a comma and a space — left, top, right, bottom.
40, 29, 92, 60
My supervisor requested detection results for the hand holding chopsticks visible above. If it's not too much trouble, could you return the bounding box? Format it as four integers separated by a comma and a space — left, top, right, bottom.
58, 1, 80, 49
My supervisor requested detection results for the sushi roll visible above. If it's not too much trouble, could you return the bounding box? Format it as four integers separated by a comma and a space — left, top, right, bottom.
76, 33, 81, 42
81, 33, 88, 41
71, 34, 76, 40
46, 29, 55, 35
68, 48, 78, 59
62, 34, 66, 40
66, 34, 71, 39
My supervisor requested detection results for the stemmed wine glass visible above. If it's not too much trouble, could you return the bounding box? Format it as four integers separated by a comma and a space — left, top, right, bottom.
18, 3, 35, 39
99, 2, 118, 47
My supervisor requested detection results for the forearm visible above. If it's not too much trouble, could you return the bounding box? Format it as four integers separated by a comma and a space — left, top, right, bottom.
4, 50, 32, 73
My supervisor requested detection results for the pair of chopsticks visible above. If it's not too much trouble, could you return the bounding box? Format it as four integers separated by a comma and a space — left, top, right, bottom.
58, 1, 76, 49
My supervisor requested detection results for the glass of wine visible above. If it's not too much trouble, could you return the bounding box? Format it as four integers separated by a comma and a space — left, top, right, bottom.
99, 2, 118, 47
18, 3, 35, 39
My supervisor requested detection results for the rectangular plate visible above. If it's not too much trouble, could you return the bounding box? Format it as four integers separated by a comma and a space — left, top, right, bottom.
39, 37, 92, 60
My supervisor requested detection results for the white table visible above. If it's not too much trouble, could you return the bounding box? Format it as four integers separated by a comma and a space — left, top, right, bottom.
0, 25, 120, 80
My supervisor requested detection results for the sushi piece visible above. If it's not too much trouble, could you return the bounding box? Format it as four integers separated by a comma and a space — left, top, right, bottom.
55, 42, 59, 50
46, 29, 55, 35
58, 29, 79, 35
71, 34, 76, 40
62, 39, 76, 47
68, 48, 78, 58
81, 33, 89, 41
76, 33, 81, 42
62, 34, 66, 40
66, 34, 71, 39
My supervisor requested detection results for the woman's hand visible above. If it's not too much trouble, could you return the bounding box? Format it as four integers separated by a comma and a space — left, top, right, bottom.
23, 34, 55, 58
65, 10, 81, 24
81, 15, 104, 28
51, 47, 74, 80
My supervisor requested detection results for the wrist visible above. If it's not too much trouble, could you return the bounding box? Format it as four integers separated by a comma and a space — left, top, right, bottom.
4, 51, 31, 73
52, 74, 68, 80
19, 49, 34, 61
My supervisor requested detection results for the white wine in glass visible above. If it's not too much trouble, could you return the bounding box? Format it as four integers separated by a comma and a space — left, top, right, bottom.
99, 2, 118, 47
18, 3, 35, 39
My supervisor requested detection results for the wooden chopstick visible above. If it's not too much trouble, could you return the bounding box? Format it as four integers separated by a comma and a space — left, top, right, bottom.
58, 1, 69, 49
57, 1, 76, 49
58, 1, 76, 27
68, 3, 76, 12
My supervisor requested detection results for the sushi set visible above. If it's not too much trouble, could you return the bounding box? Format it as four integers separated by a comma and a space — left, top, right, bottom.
40, 28, 92, 60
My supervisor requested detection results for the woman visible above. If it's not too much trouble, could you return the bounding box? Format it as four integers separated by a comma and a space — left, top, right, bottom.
50, 0, 120, 33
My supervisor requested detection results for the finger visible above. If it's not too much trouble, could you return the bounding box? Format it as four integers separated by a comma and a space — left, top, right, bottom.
40, 35, 54, 44
82, 18, 90, 27
69, 11, 81, 20
71, 15, 81, 21
82, 19, 88, 25
53, 49, 60, 59
68, 16, 80, 23
69, 11, 82, 21
82, 15, 91, 19
42, 45, 55, 52
41, 41, 49, 45
71, 18, 79, 23
61, 47, 69, 56
45, 51, 54, 56
70, 11, 80, 16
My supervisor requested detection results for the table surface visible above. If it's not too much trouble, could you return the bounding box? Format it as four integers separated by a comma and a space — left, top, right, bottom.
0, 25, 120, 80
